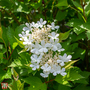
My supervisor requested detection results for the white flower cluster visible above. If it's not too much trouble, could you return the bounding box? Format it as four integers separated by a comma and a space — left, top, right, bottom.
19, 18, 72, 78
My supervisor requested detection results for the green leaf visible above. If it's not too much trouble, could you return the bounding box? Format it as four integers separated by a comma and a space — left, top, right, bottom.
0, 53, 3, 64
66, 18, 85, 35
65, 67, 84, 81
59, 30, 71, 41
70, 43, 78, 51
86, 30, 90, 40
12, 42, 18, 49
15, 24, 25, 39
11, 68, 19, 81
85, 1, 90, 11
80, 22, 90, 31
73, 84, 90, 90
9, 59, 22, 67
2, 26, 9, 46
73, 26, 85, 35
0, 44, 3, 49
55, 75, 70, 86
72, 48, 85, 59
2, 69, 12, 80
22, 76, 47, 90
14, 36, 24, 48
66, 18, 83, 27
0, 67, 11, 83
31, 0, 42, 9
65, 60, 78, 69
66, 18, 86, 35
0, 53, 3, 59
73, 78, 88, 84
7, 27, 16, 46
0, 26, 3, 38
0, 0, 13, 8
56, 10, 68, 21
9, 62, 17, 67
71, 0, 83, 12
80, 71, 90, 78
11, 80, 24, 90
0, 67, 6, 83
58, 84, 71, 90
56, 0, 68, 7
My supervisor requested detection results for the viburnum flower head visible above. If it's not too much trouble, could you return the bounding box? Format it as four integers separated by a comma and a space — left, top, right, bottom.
18, 18, 72, 78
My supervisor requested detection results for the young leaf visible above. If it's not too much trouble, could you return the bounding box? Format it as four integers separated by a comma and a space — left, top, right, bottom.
12, 42, 18, 49
14, 36, 24, 48
65, 60, 78, 69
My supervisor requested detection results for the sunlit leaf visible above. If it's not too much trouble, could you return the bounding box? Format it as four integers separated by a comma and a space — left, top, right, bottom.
65, 60, 78, 69
59, 30, 71, 41
14, 36, 24, 48
56, 0, 68, 7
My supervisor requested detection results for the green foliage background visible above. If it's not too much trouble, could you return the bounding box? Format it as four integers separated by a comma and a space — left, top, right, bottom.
0, 0, 90, 90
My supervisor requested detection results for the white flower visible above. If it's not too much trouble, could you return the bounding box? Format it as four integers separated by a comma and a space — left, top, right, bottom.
41, 63, 51, 72
30, 63, 40, 70
23, 34, 34, 51
60, 68, 67, 76
19, 31, 30, 40
50, 65, 60, 76
37, 18, 47, 28
39, 40, 50, 53
19, 18, 72, 78
56, 43, 65, 52
50, 39, 59, 51
40, 72, 49, 78
31, 22, 39, 28
48, 32, 59, 40
31, 54, 42, 63
47, 22, 59, 30
57, 53, 72, 66
23, 34, 33, 45
23, 23, 32, 32
31, 41, 41, 55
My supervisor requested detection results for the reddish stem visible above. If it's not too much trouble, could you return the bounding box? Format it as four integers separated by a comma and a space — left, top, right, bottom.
45, 79, 55, 83
3, 49, 14, 60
